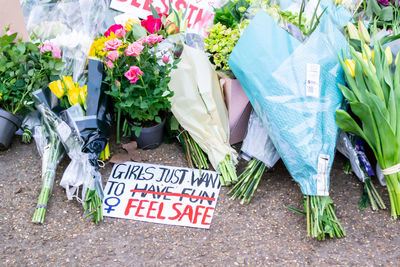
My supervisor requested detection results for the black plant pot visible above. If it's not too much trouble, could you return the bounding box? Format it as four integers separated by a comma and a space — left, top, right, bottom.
132, 119, 166, 150
0, 109, 22, 150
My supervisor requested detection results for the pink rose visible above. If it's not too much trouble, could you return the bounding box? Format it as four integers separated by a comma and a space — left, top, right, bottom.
6, 30, 14, 36
124, 66, 143, 84
162, 55, 169, 64
107, 50, 119, 61
42, 41, 53, 52
51, 45, 62, 59
104, 39, 123, 50
125, 42, 144, 56
106, 60, 114, 69
145, 34, 163, 45
115, 80, 121, 87
104, 24, 124, 37
115, 28, 127, 39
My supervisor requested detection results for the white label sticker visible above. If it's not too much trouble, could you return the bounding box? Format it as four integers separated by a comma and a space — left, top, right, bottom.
56, 121, 71, 143
306, 64, 321, 98
316, 154, 329, 196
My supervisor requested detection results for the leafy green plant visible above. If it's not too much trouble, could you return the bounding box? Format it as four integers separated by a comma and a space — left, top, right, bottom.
101, 25, 180, 141
0, 28, 63, 115
204, 20, 249, 74
213, 0, 251, 28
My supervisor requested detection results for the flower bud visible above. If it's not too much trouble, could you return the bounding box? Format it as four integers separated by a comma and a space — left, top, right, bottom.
395, 52, 399, 67
358, 20, 370, 44
345, 59, 355, 78
385, 46, 393, 66
347, 22, 360, 40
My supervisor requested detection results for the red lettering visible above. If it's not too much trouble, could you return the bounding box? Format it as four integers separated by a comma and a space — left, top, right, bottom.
135, 199, 148, 217
130, 0, 141, 8
124, 199, 139, 216
201, 207, 214, 225
160, 0, 169, 14
175, 0, 187, 10
146, 201, 158, 219
178, 205, 194, 222
157, 202, 166, 219
193, 205, 205, 224
168, 203, 182, 220
143, 0, 152, 11
194, 9, 213, 29
186, 4, 198, 27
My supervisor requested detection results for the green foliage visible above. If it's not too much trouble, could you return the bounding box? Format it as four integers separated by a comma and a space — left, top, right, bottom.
213, 0, 251, 28
0, 29, 63, 115
103, 28, 179, 137
204, 20, 249, 73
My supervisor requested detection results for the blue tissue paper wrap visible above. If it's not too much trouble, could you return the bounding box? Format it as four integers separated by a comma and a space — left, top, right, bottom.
229, 3, 350, 196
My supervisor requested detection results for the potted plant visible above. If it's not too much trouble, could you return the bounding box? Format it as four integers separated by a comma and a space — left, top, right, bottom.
0, 28, 63, 149
93, 19, 179, 148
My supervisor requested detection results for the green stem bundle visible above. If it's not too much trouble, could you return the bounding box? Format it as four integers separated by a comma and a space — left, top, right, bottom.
84, 188, 103, 224
360, 178, 386, 211
228, 158, 266, 204
32, 131, 62, 224
304, 195, 346, 240
218, 154, 237, 186
178, 130, 209, 169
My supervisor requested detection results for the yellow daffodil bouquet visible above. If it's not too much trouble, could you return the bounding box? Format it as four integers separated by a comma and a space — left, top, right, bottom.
49, 76, 87, 110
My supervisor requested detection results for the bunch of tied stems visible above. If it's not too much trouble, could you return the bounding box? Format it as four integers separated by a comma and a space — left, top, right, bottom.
84, 185, 103, 224
218, 155, 238, 186
32, 117, 64, 224
335, 38, 400, 218
177, 129, 209, 169
361, 177, 386, 211
228, 158, 266, 204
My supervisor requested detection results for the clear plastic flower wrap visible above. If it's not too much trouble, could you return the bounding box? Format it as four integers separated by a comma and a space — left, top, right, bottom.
23, 0, 108, 81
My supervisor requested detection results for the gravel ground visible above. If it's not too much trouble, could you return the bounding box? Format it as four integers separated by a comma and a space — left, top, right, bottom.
1, 136, 400, 266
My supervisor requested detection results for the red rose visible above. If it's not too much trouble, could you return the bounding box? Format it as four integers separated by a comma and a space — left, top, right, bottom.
104, 24, 124, 37
141, 14, 163, 34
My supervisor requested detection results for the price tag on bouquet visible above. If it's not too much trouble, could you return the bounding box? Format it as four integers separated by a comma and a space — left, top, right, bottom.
110, 0, 217, 35
103, 161, 222, 229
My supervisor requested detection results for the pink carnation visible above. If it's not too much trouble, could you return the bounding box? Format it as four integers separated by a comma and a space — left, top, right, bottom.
106, 60, 114, 69
124, 66, 143, 84
38, 41, 54, 54
51, 45, 62, 59
125, 42, 144, 57
115, 28, 127, 39
162, 55, 169, 64
107, 50, 119, 61
104, 38, 123, 50
145, 34, 163, 45
136, 36, 147, 45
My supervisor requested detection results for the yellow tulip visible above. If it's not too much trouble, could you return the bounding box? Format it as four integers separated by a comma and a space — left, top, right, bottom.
396, 52, 399, 66
345, 59, 355, 78
62, 76, 76, 91
358, 20, 370, 44
79, 85, 87, 105
363, 44, 372, 61
385, 46, 393, 66
66, 86, 81, 106
347, 22, 360, 40
371, 51, 375, 63
362, 56, 376, 74
49, 80, 65, 98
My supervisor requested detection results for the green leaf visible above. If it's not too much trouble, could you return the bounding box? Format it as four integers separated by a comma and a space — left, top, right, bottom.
335, 109, 371, 147
379, 6, 393, 21
131, 24, 147, 41
170, 115, 179, 131
150, 3, 160, 19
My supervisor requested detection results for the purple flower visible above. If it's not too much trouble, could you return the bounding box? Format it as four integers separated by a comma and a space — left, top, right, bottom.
378, 0, 390, 6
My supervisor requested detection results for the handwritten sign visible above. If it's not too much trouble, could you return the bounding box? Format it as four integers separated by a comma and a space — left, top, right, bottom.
110, 0, 217, 35
103, 161, 221, 229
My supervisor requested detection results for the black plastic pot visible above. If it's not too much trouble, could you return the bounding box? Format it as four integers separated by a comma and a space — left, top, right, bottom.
0, 109, 22, 150
132, 119, 166, 149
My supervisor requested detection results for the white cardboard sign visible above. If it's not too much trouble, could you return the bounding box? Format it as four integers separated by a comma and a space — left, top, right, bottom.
103, 161, 221, 229
110, 0, 217, 34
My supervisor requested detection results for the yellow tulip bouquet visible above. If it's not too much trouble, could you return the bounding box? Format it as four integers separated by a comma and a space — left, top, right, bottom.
49, 76, 87, 110
336, 22, 400, 219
